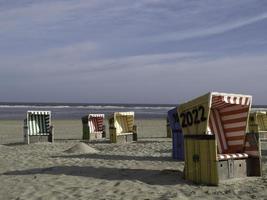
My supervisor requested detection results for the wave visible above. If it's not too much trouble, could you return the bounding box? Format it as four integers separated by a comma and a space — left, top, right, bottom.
251, 107, 267, 111
0, 105, 71, 109
0, 104, 174, 110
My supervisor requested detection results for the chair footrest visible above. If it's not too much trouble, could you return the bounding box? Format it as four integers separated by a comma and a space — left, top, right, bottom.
218, 153, 248, 160
117, 132, 133, 136
28, 133, 50, 136
91, 131, 103, 134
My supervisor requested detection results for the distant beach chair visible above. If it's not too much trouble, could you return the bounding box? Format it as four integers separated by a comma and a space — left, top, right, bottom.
167, 107, 184, 160
249, 110, 267, 141
82, 114, 105, 141
178, 92, 262, 185
23, 111, 54, 144
166, 117, 172, 138
109, 112, 137, 143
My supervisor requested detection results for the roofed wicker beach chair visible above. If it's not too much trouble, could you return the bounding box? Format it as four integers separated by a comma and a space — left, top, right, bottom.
23, 111, 54, 144
167, 107, 184, 160
178, 92, 262, 185
249, 110, 267, 141
109, 112, 137, 143
82, 114, 105, 141
166, 117, 172, 138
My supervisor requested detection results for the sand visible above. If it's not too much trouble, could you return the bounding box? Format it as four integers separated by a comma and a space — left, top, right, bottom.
0, 119, 266, 199
0, 119, 166, 144
64, 143, 99, 154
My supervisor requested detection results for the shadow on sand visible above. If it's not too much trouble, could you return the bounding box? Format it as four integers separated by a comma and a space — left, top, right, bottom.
3, 166, 186, 185
52, 153, 179, 162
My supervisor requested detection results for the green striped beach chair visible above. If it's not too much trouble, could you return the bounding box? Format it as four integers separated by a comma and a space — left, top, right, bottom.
109, 112, 137, 143
23, 111, 54, 144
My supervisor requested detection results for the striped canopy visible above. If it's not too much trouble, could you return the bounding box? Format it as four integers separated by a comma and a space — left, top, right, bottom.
88, 114, 105, 133
112, 112, 134, 134
208, 93, 252, 154
249, 110, 267, 132
26, 111, 51, 135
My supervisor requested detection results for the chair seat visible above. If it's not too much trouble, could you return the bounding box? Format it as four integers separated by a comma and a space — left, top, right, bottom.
91, 131, 103, 134
29, 132, 50, 136
117, 132, 133, 136
218, 153, 248, 160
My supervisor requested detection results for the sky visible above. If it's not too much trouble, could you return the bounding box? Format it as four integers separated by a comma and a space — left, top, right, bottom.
0, 0, 267, 104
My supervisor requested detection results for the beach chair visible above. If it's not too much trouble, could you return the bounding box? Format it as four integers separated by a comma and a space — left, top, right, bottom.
166, 117, 172, 138
167, 107, 184, 160
249, 110, 267, 141
82, 114, 105, 141
178, 92, 262, 185
23, 111, 54, 144
109, 112, 137, 143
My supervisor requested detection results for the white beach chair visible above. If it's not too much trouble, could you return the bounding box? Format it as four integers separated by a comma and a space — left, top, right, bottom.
23, 111, 54, 144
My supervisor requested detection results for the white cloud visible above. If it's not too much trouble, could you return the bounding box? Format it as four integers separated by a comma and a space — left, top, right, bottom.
146, 12, 267, 42
45, 41, 97, 58
0, 0, 267, 103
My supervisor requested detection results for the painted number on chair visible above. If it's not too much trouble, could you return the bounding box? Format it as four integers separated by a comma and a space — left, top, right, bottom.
180, 105, 207, 128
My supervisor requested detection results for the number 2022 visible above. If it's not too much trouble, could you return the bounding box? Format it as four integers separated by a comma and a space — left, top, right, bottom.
180, 105, 207, 128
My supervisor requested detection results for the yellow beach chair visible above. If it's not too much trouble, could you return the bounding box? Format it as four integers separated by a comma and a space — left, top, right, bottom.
82, 114, 105, 141
178, 92, 262, 185
109, 112, 137, 143
23, 111, 54, 144
249, 110, 267, 141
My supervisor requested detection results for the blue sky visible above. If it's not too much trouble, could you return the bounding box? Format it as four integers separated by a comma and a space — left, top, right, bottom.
0, 0, 267, 104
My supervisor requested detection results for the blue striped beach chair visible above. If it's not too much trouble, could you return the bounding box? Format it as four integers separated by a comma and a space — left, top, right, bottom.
109, 112, 137, 143
23, 111, 54, 144
167, 107, 184, 160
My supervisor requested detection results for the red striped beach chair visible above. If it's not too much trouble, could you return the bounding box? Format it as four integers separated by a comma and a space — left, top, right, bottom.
109, 112, 137, 143
82, 114, 105, 141
178, 92, 262, 185
23, 111, 54, 144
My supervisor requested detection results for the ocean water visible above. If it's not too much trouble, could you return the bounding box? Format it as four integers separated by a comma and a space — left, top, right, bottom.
0, 103, 175, 120
0, 102, 266, 120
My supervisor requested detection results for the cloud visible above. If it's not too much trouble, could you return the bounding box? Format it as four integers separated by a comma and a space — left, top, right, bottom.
145, 12, 267, 43
0, 0, 267, 103
44, 41, 98, 59
0, 49, 201, 79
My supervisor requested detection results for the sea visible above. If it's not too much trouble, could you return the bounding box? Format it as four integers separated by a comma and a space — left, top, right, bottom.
0, 102, 176, 120
0, 102, 266, 120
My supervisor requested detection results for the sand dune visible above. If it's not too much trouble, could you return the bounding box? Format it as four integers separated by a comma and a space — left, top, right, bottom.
64, 143, 99, 154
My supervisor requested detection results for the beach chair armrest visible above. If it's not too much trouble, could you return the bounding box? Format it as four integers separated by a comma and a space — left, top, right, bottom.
133, 125, 137, 134
133, 125, 137, 141
48, 125, 54, 143
49, 125, 54, 131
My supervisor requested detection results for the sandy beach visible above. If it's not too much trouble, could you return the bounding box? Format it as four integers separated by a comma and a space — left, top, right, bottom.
0, 119, 167, 143
0, 119, 266, 200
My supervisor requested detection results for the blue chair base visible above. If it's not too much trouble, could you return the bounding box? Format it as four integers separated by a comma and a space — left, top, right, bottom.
172, 131, 184, 160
